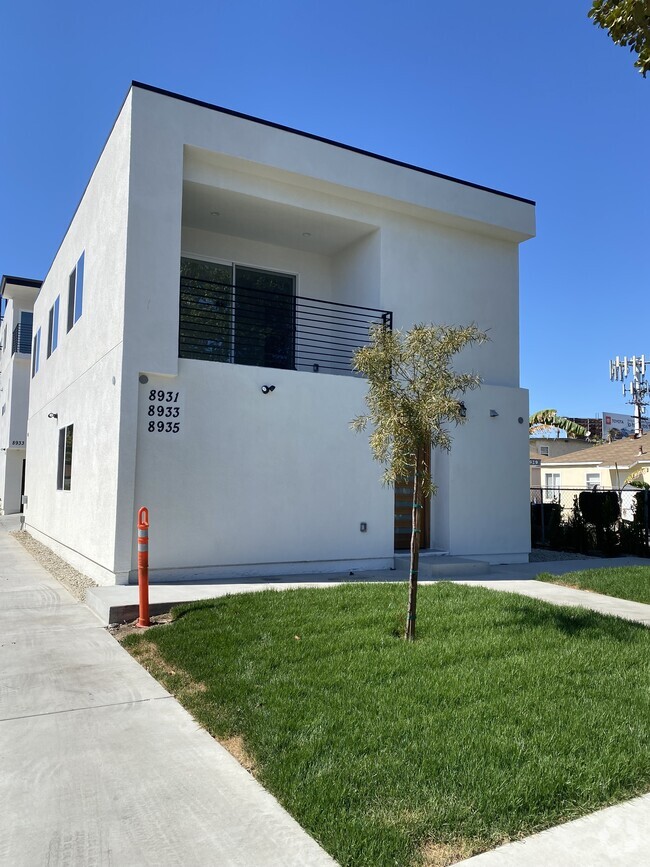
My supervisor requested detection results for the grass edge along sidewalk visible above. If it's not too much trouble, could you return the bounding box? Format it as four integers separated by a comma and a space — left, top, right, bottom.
121, 582, 650, 867
538, 565, 650, 606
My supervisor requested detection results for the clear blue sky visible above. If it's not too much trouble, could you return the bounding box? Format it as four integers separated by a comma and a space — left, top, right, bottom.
1, 0, 647, 419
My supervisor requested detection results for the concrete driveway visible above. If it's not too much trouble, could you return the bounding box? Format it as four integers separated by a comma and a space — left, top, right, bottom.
0, 521, 336, 866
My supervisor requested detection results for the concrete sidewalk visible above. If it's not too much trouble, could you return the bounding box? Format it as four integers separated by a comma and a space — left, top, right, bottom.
0, 522, 336, 866
456, 793, 650, 866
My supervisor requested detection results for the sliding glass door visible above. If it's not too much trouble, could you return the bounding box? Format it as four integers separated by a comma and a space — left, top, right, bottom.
233, 266, 295, 370
180, 257, 233, 362
179, 258, 295, 370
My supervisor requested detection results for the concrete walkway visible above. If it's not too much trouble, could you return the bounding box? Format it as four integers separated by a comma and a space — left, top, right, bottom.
456, 793, 650, 866
457, 576, 650, 626
87, 554, 650, 626
0, 521, 336, 866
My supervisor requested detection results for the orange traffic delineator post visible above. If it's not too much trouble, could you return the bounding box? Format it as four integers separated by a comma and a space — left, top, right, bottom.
137, 506, 150, 627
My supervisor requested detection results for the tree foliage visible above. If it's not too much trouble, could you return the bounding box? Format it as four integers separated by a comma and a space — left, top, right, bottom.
589, 0, 650, 76
529, 409, 588, 438
352, 323, 487, 640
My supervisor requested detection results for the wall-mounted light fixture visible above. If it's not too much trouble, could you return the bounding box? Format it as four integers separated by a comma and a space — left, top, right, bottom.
458, 401, 467, 418
489, 409, 499, 418
47, 412, 58, 419
261, 385, 276, 395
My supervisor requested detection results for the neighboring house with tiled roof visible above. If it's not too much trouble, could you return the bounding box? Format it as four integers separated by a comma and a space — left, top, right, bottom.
540, 433, 650, 494
529, 437, 595, 487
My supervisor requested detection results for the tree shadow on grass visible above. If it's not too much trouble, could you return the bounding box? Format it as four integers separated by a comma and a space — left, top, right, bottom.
503, 599, 649, 642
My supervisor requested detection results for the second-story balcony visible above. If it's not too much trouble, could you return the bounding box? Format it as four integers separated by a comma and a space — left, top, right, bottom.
179, 277, 392, 375
12, 322, 32, 356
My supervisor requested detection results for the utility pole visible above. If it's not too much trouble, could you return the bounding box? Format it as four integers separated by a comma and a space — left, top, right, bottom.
609, 355, 649, 435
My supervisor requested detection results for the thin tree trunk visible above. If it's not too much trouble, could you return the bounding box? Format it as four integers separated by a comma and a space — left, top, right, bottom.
405, 445, 423, 641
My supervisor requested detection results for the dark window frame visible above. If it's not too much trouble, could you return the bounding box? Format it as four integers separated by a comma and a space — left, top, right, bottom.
31, 327, 41, 377
67, 269, 76, 333
47, 306, 54, 358
67, 253, 84, 333
47, 297, 59, 358
56, 424, 74, 491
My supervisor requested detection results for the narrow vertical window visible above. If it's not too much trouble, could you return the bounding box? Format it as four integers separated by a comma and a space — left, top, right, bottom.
47, 307, 54, 358
74, 253, 84, 323
67, 253, 85, 332
67, 268, 76, 332
53, 297, 59, 352
57, 428, 65, 489
31, 327, 41, 377
47, 296, 60, 358
57, 424, 74, 491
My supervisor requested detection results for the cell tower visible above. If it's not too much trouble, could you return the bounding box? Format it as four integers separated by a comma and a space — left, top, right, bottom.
609, 354, 649, 435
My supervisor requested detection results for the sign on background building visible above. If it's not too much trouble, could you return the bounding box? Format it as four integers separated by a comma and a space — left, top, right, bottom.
602, 411, 650, 439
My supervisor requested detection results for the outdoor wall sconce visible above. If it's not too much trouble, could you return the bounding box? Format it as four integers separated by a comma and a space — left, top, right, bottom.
47, 412, 58, 419
490, 409, 499, 418
261, 385, 276, 395
458, 401, 467, 418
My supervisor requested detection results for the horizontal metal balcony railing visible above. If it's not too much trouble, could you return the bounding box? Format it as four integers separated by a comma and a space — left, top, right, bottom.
12, 323, 32, 355
179, 277, 392, 375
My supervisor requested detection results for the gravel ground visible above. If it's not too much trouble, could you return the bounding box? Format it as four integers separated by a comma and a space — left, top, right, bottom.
10, 530, 97, 601
529, 548, 592, 562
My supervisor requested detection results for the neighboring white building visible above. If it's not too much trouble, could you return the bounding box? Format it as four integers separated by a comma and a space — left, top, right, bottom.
22, 82, 535, 585
0, 276, 40, 515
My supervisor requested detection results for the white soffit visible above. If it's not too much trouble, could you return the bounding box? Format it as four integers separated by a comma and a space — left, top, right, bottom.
181, 180, 377, 256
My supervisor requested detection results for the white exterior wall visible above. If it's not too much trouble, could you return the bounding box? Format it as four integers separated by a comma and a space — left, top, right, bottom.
436, 384, 530, 562
181, 227, 335, 300
23, 95, 133, 583
21, 83, 535, 582
132, 363, 393, 581
0, 293, 35, 514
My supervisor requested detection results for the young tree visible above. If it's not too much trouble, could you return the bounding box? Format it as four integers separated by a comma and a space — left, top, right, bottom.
352, 323, 487, 641
589, 0, 650, 76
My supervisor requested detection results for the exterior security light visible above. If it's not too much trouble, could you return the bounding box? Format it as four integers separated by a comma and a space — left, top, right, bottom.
47, 412, 58, 419
490, 409, 499, 418
261, 385, 276, 395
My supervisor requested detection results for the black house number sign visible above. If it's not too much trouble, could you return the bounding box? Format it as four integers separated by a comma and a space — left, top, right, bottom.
145, 389, 183, 434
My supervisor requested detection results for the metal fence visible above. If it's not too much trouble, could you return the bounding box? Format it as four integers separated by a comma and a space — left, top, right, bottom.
530, 486, 650, 552
179, 277, 393, 375
12, 322, 32, 355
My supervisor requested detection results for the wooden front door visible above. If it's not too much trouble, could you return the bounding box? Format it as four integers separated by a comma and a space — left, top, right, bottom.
394, 452, 430, 550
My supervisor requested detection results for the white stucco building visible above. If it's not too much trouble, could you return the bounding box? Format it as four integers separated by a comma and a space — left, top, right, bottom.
0, 276, 40, 515
22, 82, 535, 585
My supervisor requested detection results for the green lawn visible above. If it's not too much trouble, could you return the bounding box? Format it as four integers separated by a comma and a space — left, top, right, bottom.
122, 583, 650, 867
538, 566, 650, 606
